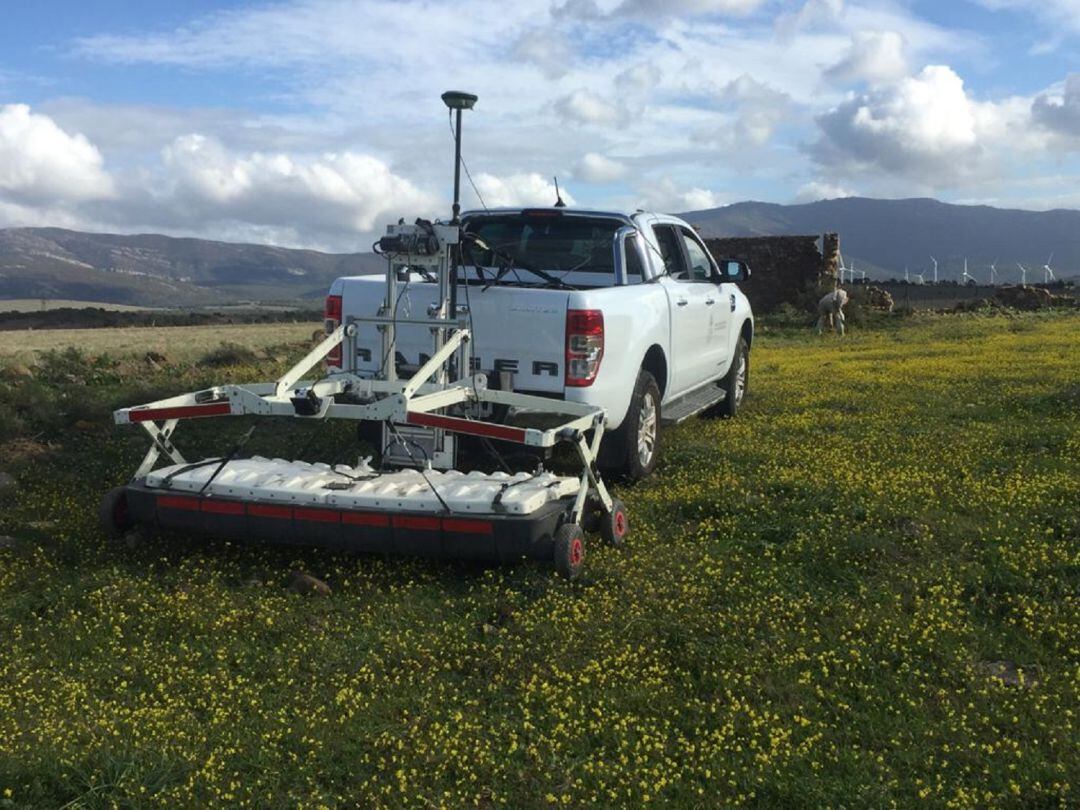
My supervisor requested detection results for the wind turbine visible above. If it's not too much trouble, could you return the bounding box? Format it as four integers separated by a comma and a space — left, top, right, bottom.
961, 258, 976, 285
904, 265, 910, 283
1043, 253, 1056, 283
1017, 262, 1028, 285
988, 260, 997, 285
837, 251, 848, 283
929, 256, 939, 284
913, 272, 925, 285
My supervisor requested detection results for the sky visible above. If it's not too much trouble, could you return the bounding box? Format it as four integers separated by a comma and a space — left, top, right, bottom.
1, 0, 1080, 251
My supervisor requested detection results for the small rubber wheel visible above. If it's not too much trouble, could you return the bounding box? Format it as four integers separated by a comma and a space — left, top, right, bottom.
553, 523, 586, 580
99, 486, 131, 539
600, 498, 629, 547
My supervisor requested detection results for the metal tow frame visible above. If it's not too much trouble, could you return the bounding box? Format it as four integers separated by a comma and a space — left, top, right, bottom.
115, 222, 619, 526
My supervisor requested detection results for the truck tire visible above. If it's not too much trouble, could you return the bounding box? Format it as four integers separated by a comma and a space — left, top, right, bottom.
714, 338, 749, 419
600, 369, 661, 481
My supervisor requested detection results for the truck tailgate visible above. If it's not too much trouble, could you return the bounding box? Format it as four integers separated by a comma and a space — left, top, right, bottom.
342, 278, 569, 394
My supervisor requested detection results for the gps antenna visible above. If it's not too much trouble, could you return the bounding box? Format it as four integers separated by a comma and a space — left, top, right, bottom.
441, 91, 478, 224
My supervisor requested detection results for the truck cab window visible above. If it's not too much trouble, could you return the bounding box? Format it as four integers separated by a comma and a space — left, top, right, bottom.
653, 226, 687, 278
680, 231, 714, 282
625, 236, 644, 280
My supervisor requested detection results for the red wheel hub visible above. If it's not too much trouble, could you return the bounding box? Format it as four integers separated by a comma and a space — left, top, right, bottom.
570, 537, 583, 566
614, 511, 626, 537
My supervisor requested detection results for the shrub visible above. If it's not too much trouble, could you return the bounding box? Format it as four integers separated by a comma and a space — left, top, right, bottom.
198, 342, 259, 367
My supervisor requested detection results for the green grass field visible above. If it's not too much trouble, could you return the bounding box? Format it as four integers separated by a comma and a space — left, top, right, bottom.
0, 322, 321, 365
0, 312, 1077, 807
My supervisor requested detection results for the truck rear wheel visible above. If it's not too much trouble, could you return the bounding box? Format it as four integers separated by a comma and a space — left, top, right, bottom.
600, 369, 660, 481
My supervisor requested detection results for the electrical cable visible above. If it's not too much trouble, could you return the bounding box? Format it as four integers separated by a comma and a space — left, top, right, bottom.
449, 110, 488, 212
385, 421, 454, 514
198, 424, 257, 494
459, 232, 515, 476
377, 261, 412, 378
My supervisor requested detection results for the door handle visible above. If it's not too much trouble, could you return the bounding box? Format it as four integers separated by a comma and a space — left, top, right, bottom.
729, 293, 736, 312
705, 298, 716, 305
676, 299, 689, 307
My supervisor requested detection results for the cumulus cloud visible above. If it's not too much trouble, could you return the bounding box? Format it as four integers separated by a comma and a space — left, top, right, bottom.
638, 177, 723, 213
576, 152, 627, 183
552, 63, 660, 132
512, 26, 575, 78
716, 74, 792, 147
1032, 73, 1080, 141
613, 0, 765, 16
2, 0, 1070, 246
470, 173, 575, 208
812, 65, 1027, 185
0, 104, 114, 205
159, 134, 437, 235
552, 89, 624, 126
825, 30, 908, 85
794, 181, 856, 203
556, 0, 765, 18
776, 0, 844, 37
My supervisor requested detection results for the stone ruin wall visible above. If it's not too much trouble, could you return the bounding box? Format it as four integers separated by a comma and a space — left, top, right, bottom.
703, 232, 839, 313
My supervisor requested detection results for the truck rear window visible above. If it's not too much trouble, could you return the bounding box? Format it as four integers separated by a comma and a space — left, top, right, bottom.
462, 214, 623, 278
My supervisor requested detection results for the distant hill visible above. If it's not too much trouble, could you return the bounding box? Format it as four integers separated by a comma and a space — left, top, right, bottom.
681, 198, 1080, 282
0, 228, 383, 307
4, 199, 1079, 306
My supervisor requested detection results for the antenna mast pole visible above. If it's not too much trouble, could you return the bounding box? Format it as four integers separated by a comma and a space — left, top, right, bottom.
440, 91, 478, 317
451, 107, 463, 224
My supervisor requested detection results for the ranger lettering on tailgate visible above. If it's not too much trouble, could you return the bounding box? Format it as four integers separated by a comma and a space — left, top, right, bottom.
356, 347, 560, 377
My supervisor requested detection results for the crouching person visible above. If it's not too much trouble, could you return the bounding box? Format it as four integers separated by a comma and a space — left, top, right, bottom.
817, 287, 849, 336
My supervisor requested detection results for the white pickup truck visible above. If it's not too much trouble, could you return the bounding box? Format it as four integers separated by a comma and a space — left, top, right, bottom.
326, 208, 754, 479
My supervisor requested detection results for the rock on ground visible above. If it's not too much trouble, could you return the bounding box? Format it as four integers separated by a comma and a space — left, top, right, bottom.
288, 570, 332, 596
994, 285, 1053, 311
976, 660, 1040, 688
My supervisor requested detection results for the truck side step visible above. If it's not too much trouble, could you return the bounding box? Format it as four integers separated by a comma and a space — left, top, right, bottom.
661, 383, 726, 425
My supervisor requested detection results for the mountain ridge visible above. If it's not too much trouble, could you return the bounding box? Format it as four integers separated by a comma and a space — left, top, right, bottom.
2, 197, 1078, 306
679, 197, 1080, 282
0, 226, 383, 307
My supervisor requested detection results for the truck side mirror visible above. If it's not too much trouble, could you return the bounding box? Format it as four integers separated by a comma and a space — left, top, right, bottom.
718, 260, 750, 282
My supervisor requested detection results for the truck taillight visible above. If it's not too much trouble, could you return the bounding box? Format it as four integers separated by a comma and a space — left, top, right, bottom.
324, 294, 342, 368
565, 309, 603, 387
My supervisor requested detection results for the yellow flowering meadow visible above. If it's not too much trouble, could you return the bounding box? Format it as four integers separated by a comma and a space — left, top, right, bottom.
0, 311, 1077, 807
